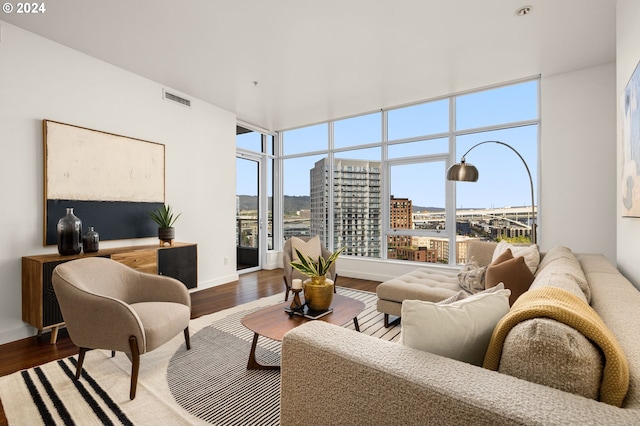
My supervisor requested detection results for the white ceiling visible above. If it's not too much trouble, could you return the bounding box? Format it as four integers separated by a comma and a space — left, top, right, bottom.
2, 0, 616, 131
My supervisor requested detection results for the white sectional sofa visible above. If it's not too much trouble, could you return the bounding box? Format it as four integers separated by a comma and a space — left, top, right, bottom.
280, 245, 640, 425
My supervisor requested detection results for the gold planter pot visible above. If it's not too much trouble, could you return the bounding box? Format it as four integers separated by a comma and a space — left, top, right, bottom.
303, 277, 334, 311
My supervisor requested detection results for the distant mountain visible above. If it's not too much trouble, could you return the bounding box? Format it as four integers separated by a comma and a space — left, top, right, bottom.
413, 206, 444, 212
239, 195, 442, 214
283, 196, 310, 214
237, 195, 310, 215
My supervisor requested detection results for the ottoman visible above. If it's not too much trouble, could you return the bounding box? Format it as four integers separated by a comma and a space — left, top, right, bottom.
376, 240, 498, 327
376, 268, 460, 327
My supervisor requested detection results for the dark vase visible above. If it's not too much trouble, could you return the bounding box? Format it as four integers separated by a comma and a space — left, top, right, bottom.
82, 226, 99, 253
158, 227, 175, 246
57, 208, 82, 255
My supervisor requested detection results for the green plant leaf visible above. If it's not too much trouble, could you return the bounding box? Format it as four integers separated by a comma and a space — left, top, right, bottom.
148, 204, 181, 228
289, 245, 346, 278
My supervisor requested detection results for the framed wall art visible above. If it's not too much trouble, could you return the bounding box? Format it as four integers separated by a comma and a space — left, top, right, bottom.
622, 60, 640, 217
43, 120, 165, 245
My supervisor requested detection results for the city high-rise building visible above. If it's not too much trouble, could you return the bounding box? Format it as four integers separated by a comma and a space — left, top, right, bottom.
310, 158, 381, 257
388, 196, 412, 259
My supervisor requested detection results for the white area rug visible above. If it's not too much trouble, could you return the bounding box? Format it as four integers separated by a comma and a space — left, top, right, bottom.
0, 287, 400, 425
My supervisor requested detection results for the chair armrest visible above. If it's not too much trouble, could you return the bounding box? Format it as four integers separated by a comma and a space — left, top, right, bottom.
130, 271, 191, 308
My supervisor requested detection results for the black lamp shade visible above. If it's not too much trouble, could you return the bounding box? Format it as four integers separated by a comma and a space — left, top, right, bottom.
446, 162, 479, 182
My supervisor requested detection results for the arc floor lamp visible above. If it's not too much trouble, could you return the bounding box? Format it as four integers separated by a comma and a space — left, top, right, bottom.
446, 140, 537, 244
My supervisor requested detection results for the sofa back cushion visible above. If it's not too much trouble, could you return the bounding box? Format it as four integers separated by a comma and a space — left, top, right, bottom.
531, 246, 590, 304
466, 240, 497, 267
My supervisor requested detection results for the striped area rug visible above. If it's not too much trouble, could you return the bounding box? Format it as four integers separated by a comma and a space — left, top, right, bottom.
0, 287, 399, 425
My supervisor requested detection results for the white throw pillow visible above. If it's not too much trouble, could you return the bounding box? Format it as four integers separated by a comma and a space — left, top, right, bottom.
491, 240, 540, 274
291, 236, 322, 262
400, 288, 511, 366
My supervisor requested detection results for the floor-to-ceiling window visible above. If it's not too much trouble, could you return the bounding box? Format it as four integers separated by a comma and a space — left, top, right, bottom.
453, 82, 539, 258
279, 78, 539, 266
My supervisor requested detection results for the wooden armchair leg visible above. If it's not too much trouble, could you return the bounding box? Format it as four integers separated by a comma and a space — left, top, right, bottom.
128, 336, 140, 400
183, 327, 191, 350
76, 348, 88, 379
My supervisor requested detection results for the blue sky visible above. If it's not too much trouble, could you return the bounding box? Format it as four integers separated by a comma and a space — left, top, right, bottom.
237, 80, 538, 209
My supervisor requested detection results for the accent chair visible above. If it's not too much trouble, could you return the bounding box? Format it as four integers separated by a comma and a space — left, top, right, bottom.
51, 257, 191, 399
282, 236, 338, 301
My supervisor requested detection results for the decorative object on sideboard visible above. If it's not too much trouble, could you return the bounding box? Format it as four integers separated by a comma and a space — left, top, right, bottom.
446, 140, 537, 244
290, 246, 345, 311
82, 226, 100, 253
149, 204, 182, 246
57, 207, 82, 255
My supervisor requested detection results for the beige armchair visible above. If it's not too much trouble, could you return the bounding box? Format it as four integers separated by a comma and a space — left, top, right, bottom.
52, 257, 191, 400
283, 236, 338, 301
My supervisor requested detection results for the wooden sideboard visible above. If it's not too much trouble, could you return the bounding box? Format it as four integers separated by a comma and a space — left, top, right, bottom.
22, 242, 197, 343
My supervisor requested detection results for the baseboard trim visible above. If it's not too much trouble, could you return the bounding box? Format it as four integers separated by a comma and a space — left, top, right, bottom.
191, 273, 240, 292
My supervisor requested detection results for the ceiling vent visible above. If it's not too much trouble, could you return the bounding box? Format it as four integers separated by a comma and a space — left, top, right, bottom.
163, 89, 191, 108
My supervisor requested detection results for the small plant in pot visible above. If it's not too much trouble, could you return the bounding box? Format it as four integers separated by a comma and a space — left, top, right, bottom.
149, 204, 181, 246
290, 246, 345, 311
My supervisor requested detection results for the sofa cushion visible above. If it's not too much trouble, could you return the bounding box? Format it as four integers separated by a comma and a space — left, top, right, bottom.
485, 251, 535, 306
437, 290, 468, 304
442, 282, 507, 304
466, 240, 498, 267
457, 259, 487, 294
491, 248, 514, 265
400, 287, 510, 366
533, 246, 590, 303
492, 240, 540, 274
485, 286, 629, 407
498, 317, 603, 400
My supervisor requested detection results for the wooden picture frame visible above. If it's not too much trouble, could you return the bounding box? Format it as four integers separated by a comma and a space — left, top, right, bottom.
43, 120, 165, 245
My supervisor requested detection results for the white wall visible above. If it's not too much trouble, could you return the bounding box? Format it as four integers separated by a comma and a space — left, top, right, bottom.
0, 21, 239, 344
616, 0, 640, 289
540, 63, 617, 263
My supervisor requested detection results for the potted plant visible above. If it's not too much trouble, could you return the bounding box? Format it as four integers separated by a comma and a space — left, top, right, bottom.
149, 204, 181, 246
290, 246, 345, 311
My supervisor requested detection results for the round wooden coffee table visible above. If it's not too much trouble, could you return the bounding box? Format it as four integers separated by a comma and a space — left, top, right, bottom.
241, 294, 366, 370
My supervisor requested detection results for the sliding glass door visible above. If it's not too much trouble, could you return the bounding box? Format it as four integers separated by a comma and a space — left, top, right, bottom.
236, 155, 261, 271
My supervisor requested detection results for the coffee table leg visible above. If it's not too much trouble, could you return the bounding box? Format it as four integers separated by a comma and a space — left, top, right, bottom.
353, 317, 360, 332
247, 333, 280, 370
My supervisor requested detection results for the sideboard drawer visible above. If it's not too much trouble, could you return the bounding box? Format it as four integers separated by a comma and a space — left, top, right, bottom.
111, 249, 157, 274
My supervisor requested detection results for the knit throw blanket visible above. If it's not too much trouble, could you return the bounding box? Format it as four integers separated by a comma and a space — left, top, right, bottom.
483, 286, 629, 407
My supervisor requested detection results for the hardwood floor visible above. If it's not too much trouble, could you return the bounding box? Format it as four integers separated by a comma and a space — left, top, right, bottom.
0, 269, 381, 425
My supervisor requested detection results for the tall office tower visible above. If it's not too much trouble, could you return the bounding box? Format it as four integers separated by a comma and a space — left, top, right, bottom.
388, 196, 413, 259
310, 158, 381, 257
